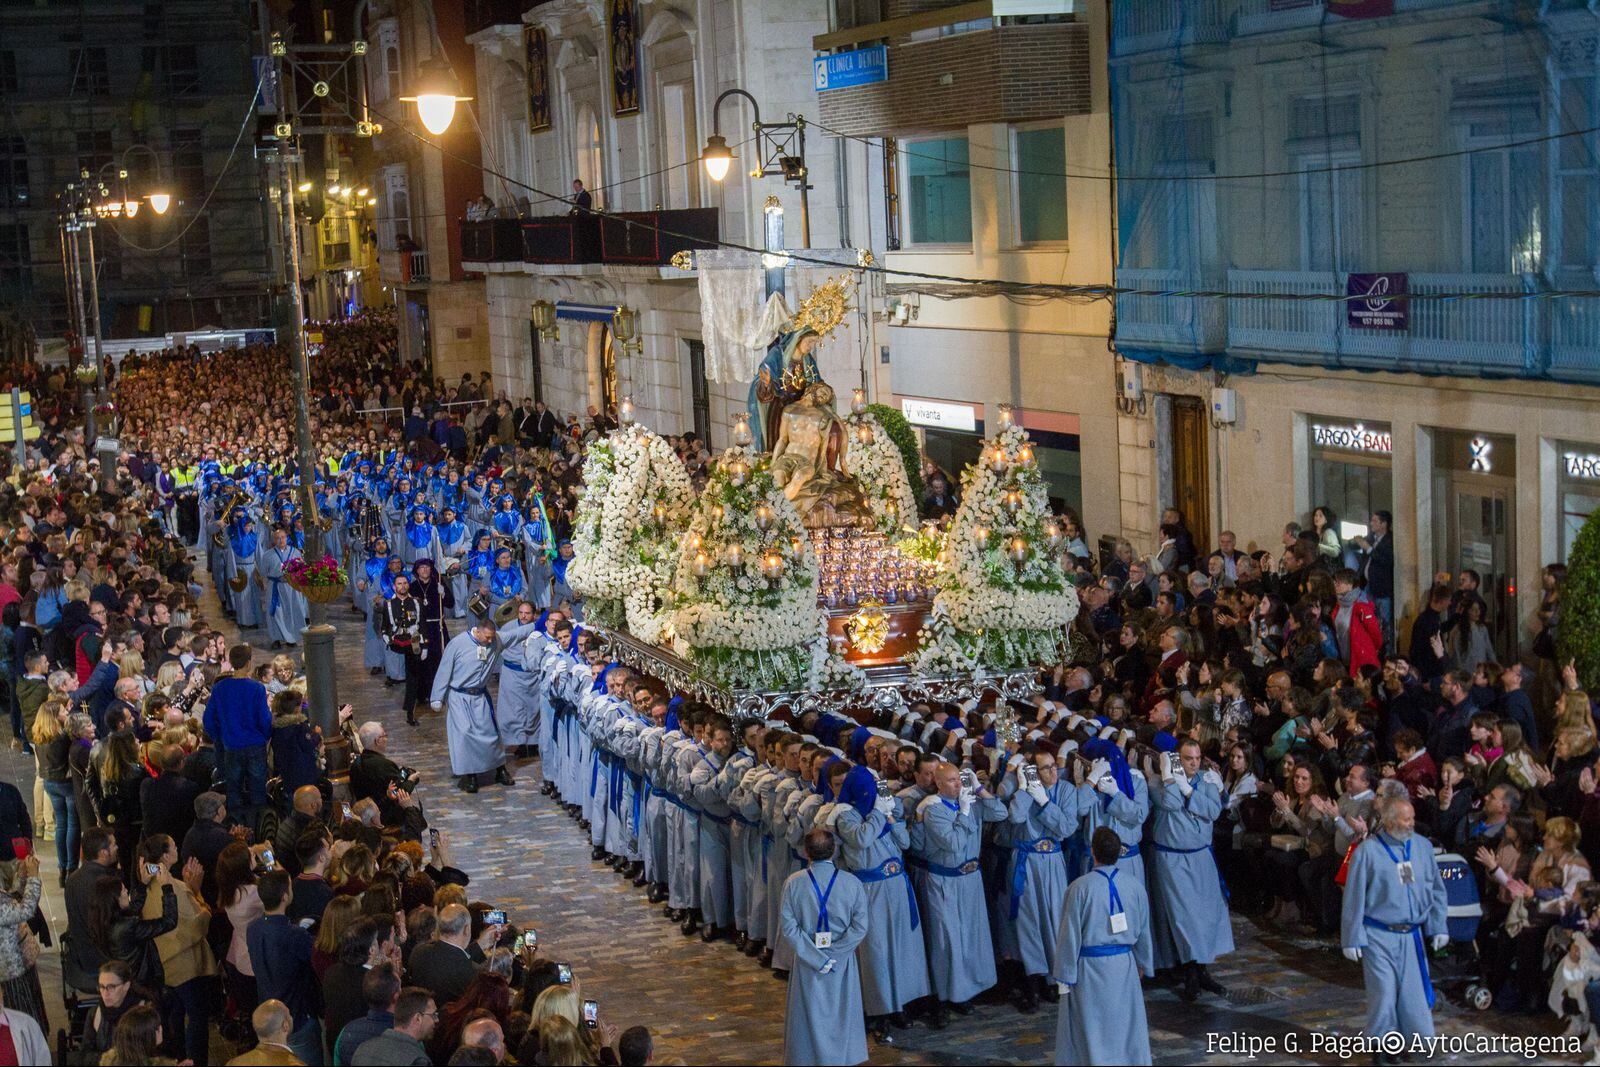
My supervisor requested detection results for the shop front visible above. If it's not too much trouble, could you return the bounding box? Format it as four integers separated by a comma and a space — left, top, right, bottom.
1430, 429, 1518, 660
1307, 418, 1394, 546
898, 396, 1083, 516
1559, 443, 1600, 562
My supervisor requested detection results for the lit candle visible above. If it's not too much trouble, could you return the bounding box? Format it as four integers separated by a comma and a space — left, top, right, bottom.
856, 422, 874, 446
688, 532, 702, 552
691, 551, 711, 577
1009, 536, 1029, 562
974, 525, 991, 550
1004, 489, 1021, 511
726, 544, 745, 570
762, 552, 785, 580
711, 504, 724, 522
619, 396, 635, 424
1017, 444, 1035, 465
652, 503, 668, 526
732, 414, 753, 448
728, 461, 747, 487
1043, 520, 1062, 548
996, 403, 1015, 429
754, 504, 774, 531
851, 388, 867, 415
989, 449, 1008, 472
789, 535, 806, 560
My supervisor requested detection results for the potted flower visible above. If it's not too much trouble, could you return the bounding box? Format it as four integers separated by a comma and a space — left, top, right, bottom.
283, 553, 347, 605
73, 364, 99, 385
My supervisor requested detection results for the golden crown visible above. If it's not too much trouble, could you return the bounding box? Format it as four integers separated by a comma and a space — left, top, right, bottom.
791, 273, 857, 340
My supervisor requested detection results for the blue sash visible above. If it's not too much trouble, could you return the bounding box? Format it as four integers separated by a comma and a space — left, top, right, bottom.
807, 868, 840, 934
1008, 837, 1063, 919
924, 857, 981, 878
1079, 943, 1132, 959
854, 855, 920, 930
1153, 841, 1229, 901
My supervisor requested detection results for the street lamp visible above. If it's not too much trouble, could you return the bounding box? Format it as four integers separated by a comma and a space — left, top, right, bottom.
700, 88, 812, 247
401, 58, 470, 136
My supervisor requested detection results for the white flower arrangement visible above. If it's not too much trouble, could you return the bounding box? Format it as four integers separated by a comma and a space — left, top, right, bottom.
670, 444, 824, 691
568, 425, 694, 642
842, 410, 918, 537
914, 421, 1079, 672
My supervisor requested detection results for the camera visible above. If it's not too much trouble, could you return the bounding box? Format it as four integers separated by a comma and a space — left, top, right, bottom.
485, 909, 507, 926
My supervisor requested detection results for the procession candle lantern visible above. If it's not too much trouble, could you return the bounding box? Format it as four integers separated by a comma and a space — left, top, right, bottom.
726, 544, 745, 570
688, 531, 702, 552
619, 396, 635, 425
652, 503, 668, 527
1043, 519, 1063, 548
989, 448, 1009, 472
762, 552, 785, 581
851, 388, 867, 415
691, 551, 711, 578
753, 504, 774, 531
997, 403, 1015, 429
1004, 488, 1022, 512
711, 504, 724, 522
732, 414, 753, 448
1017, 444, 1035, 465
855, 422, 874, 446
728, 460, 747, 487
884, 501, 898, 523
789, 535, 806, 560
974, 525, 991, 550
1009, 536, 1029, 563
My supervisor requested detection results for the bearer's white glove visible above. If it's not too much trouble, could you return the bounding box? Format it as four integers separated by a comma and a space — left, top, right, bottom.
1056, 982, 1071, 996
1343, 946, 1363, 962
821, 804, 845, 829
430, 701, 442, 712
874, 793, 896, 817
1028, 785, 1049, 806
1088, 759, 1111, 786
1431, 934, 1450, 952
1202, 769, 1224, 792
1096, 775, 1120, 796
820, 957, 837, 974
1175, 776, 1194, 799
1008, 753, 1027, 771
958, 791, 973, 817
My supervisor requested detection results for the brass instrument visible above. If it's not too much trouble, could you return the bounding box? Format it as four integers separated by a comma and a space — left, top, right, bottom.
210, 487, 251, 548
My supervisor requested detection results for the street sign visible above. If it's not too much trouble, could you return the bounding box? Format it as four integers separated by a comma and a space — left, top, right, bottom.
814, 45, 888, 92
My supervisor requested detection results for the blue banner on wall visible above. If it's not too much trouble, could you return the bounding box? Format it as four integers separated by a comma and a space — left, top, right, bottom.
814, 45, 888, 92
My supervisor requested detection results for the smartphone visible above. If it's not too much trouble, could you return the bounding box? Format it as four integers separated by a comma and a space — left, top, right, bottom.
341, 802, 353, 820
260, 849, 274, 869
526, 929, 537, 950
429, 828, 441, 850
145, 862, 160, 877
556, 963, 573, 984
582, 1000, 598, 1029
485, 909, 507, 926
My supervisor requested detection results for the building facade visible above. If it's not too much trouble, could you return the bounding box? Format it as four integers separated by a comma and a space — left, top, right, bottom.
0, 0, 272, 342
1110, 0, 1600, 658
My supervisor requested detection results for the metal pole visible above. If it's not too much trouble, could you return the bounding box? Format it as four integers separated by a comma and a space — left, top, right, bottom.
10, 389, 25, 468
796, 117, 812, 249
82, 219, 106, 445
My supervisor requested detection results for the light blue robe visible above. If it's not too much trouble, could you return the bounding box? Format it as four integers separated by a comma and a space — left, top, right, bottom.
495, 630, 541, 748
719, 748, 760, 933
1052, 866, 1154, 1066
779, 861, 870, 1067
229, 534, 263, 628
1148, 773, 1234, 969
258, 545, 307, 646
731, 761, 774, 939
1340, 832, 1447, 1041
1004, 780, 1080, 976
835, 804, 929, 1016
918, 793, 1006, 1003
1072, 775, 1149, 883
689, 748, 735, 928
429, 621, 537, 776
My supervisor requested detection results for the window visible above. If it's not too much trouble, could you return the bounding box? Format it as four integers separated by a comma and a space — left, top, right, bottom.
904, 137, 971, 245
170, 128, 204, 199
0, 137, 27, 208
1290, 94, 1363, 272
69, 47, 109, 95
380, 164, 411, 251
1557, 76, 1595, 272
575, 103, 603, 208
1452, 77, 1543, 274
659, 80, 697, 209
686, 339, 711, 445
832, 0, 883, 30
0, 51, 17, 94
1013, 126, 1067, 244
908, 17, 992, 42
0, 224, 29, 290
165, 44, 200, 96
1120, 112, 1215, 272
370, 19, 401, 104
181, 215, 211, 278
74, 130, 112, 181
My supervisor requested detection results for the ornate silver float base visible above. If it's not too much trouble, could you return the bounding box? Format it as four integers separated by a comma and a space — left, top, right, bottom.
598, 627, 1039, 721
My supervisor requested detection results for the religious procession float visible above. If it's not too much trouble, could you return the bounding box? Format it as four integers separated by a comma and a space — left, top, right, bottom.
569, 270, 1079, 732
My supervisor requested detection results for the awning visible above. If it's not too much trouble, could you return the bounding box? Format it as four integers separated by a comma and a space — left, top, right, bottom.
555, 301, 619, 323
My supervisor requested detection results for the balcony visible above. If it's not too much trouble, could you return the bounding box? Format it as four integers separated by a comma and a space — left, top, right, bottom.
459, 208, 719, 271
1114, 269, 1227, 353
464, 0, 533, 38
1112, 0, 1228, 57
1114, 267, 1600, 381
812, 3, 1092, 137
400, 249, 429, 284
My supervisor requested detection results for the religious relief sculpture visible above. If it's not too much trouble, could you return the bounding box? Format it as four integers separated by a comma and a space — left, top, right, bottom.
769, 381, 872, 528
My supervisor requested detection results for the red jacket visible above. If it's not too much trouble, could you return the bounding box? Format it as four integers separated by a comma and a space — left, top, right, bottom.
1394, 751, 1438, 799
1334, 597, 1383, 677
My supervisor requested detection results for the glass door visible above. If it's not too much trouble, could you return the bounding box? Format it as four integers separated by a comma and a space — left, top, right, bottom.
1435, 472, 1518, 660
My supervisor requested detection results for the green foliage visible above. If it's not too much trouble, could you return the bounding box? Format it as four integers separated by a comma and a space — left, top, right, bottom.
866, 403, 924, 506
1560, 510, 1600, 690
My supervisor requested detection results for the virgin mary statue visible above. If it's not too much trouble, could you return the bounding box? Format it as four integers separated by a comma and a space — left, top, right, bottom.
748, 327, 822, 453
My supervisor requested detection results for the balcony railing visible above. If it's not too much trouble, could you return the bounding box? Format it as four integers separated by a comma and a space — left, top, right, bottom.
1112, 0, 1228, 56
1115, 267, 1600, 380
459, 208, 718, 269
464, 0, 533, 37
400, 249, 429, 284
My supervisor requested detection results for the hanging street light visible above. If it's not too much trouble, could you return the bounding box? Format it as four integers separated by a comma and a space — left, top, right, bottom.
401, 58, 471, 136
